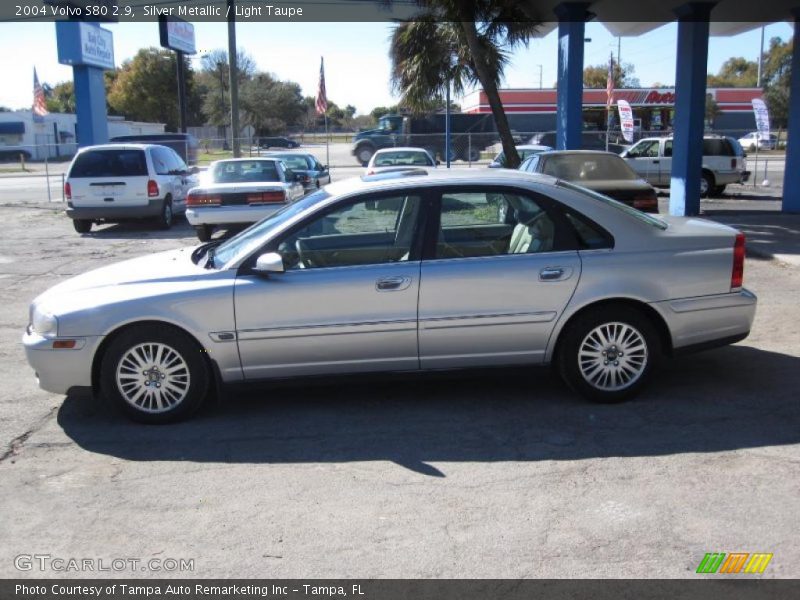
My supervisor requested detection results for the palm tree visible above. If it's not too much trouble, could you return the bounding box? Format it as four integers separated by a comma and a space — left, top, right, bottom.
389, 1, 540, 169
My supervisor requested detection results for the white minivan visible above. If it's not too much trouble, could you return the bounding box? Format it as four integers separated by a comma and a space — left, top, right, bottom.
621, 135, 749, 197
64, 144, 197, 234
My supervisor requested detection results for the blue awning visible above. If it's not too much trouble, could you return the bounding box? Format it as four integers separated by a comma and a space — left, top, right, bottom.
0, 122, 25, 135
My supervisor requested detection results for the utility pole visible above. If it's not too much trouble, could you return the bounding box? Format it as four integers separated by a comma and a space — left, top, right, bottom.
227, 0, 241, 157
175, 52, 187, 133
217, 62, 228, 150
537, 64, 543, 89
756, 25, 765, 87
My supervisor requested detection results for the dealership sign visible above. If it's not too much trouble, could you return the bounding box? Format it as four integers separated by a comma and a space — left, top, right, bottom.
159, 18, 196, 55
56, 21, 115, 70
617, 100, 635, 142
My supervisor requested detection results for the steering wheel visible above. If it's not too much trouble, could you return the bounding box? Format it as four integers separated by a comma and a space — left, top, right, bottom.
295, 238, 314, 269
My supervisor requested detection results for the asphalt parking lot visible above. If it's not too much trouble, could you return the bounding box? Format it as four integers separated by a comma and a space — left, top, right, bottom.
0, 179, 799, 578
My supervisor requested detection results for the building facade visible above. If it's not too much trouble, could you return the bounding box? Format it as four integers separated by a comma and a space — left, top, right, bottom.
462, 87, 763, 136
0, 110, 165, 161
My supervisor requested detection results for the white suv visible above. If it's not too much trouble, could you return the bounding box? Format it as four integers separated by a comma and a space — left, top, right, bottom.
64, 144, 196, 234
621, 135, 749, 197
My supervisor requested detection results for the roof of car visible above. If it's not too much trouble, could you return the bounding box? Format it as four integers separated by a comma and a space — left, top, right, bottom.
77, 143, 164, 152
537, 150, 622, 157
210, 157, 282, 163
373, 147, 431, 153
326, 167, 558, 198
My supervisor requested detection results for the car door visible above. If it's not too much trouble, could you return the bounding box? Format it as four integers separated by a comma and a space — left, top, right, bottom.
417, 187, 581, 369
623, 140, 661, 185
659, 139, 673, 186
233, 192, 425, 379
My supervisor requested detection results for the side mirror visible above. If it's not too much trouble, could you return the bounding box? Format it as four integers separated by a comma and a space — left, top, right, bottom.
253, 252, 285, 275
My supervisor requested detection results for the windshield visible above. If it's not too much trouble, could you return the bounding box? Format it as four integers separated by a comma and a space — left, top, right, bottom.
213, 189, 331, 267
210, 160, 280, 183
543, 154, 638, 181
557, 180, 667, 230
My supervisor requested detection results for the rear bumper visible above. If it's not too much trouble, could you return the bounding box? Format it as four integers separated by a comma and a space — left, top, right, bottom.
186, 204, 284, 226
652, 288, 757, 352
66, 198, 163, 220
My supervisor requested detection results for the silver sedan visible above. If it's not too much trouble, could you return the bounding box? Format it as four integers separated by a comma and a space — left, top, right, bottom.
23, 169, 756, 423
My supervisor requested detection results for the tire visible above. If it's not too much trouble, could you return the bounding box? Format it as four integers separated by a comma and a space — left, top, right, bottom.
100, 324, 210, 424
73, 219, 92, 234
154, 197, 173, 230
699, 172, 714, 198
713, 185, 726, 196
557, 305, 660, 404
461, 147, 480, 162
195, 225, 213, 242
356, 145, 374, 167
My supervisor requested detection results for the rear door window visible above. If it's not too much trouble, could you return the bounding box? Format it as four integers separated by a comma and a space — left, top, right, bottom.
151, 147, 175, 175
69, 149, 148, 178
702, 138, 734, 156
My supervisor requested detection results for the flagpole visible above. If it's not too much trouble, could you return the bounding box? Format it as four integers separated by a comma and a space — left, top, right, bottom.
324, 112, 329, 167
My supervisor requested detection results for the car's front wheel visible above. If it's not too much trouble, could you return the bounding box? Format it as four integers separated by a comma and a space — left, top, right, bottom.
699, 172, 714, 198
100, 324, 210, 423
558, 306, 659, 403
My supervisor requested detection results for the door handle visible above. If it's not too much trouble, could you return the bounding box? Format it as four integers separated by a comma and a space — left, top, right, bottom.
375, 276, 411, 291
652, 160, 660, 164
539, 267, 569, 281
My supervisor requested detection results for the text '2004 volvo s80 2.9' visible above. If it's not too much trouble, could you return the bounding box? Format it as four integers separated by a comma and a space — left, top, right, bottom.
23, 169, 756, 423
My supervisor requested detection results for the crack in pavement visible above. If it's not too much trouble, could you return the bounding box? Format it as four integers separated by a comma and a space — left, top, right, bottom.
0, 405, 59, 463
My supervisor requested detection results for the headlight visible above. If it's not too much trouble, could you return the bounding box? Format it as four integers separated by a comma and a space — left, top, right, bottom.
31, 306, 58, 338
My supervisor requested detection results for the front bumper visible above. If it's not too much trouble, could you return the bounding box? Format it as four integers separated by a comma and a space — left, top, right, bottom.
23, 330, 103, 395
652, 288, 757, 352
186, 204, 284, 226
66, 198, 163, 221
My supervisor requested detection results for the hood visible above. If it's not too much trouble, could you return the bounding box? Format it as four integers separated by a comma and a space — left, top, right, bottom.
34, 247, 214, 314
354, 128, 382, 140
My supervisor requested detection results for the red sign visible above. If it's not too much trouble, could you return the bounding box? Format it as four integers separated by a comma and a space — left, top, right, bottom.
645, 90, 676, 104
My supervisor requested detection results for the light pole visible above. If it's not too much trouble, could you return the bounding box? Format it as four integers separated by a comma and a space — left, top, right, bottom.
227, 0, 241, 157
217, 62, 229, 150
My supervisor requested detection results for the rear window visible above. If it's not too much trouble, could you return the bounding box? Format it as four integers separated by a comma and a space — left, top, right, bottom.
702, 138, 735, 156
543, 154, 637, 181
69, 149, 148, 178
211, 160, 280, 183
374, 151, 434, 167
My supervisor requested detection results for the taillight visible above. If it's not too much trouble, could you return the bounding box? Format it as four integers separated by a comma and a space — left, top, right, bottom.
731, 232, 745, 290
64, 181, 71, 200
186, 193, 221, 207
731, 158, 737, 169
633, 192, 658, 213
147, 180, 159, 197
247, 191, 286, 204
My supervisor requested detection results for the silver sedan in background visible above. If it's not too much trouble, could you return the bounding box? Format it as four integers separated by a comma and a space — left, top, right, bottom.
24, 170, 756, 423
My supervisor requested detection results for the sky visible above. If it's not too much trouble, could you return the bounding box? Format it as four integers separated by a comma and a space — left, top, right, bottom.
0, 19, 793, 115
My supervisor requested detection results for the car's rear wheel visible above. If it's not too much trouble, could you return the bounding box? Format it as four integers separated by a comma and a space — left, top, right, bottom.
100, 324, 209, 423
195, 225, 213, 242
154, 197, 173, 229
356, 146, 374, 166
73, 219, 92, 234
558, 306, 659, 403
461, 147, 480, 162
699, 172, 714, 198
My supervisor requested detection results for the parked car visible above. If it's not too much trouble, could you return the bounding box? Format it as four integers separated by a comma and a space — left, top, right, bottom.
365, 147, 437, 175
264, 151, 331, 192
24, 169, 756, 423
529, 132, 629, 154
185, 158, 305, 241
64, 144, 196, 234
109, 133, 199, 166
621, 135, 749, 197
737, 131, 778, 151
488, 144, 553, 168
0, 147, 32, 162
519, 150, 658, 213
258, 136, 299, 149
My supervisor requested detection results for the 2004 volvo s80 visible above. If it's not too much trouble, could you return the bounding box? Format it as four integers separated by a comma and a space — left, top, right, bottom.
24, 169, 756, 423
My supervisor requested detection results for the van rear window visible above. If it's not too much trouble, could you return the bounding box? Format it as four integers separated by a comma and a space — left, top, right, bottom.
70, 150, 148, 178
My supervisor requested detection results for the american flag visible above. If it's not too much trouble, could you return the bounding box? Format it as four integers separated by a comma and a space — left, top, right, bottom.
33, 67, 48, 117
606, 53, 614, 108
315, 57, 327, 115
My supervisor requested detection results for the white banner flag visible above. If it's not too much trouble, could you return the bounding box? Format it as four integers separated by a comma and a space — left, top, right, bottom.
617, 99, 634, 143
752, 98, 770, 141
